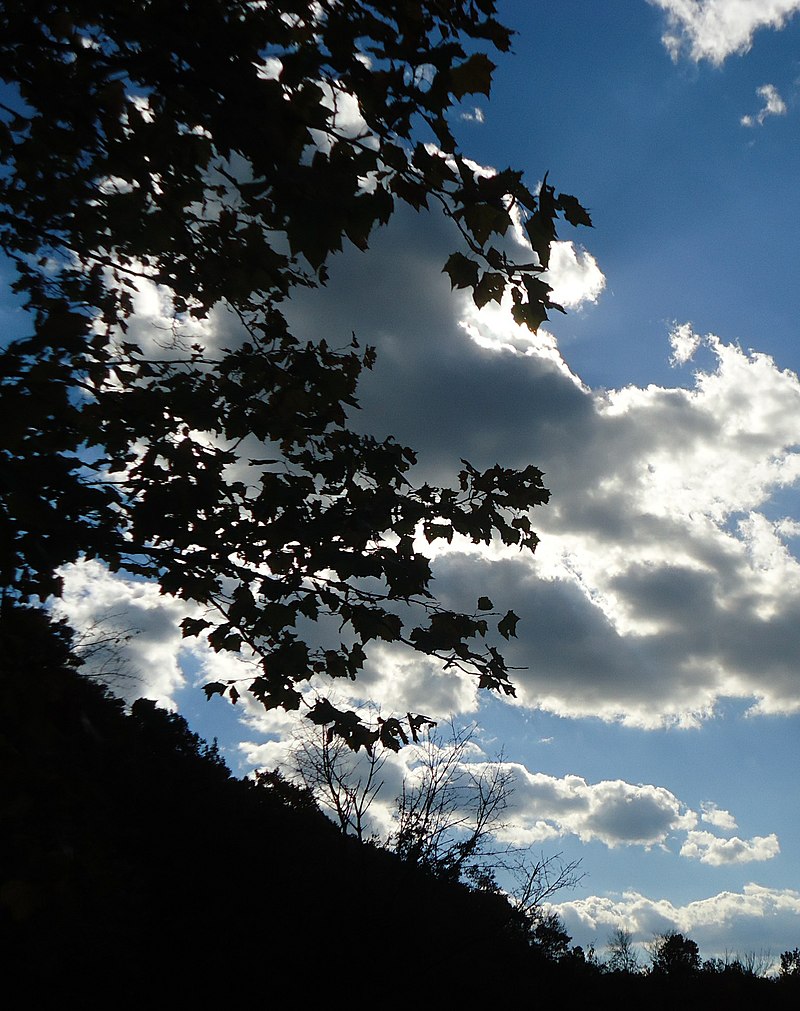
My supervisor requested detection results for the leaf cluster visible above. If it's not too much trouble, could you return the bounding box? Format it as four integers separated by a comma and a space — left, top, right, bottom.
0, 1, 586, 746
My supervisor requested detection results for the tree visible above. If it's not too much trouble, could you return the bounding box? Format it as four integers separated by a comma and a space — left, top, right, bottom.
67, 609, 140, 691
780, 948, 800, 980
391, 719, 514, 882
527, 910, 573, 962
702, 949, 773, 978
605, 925, 640, 974
287, 709, 387, 839
286, 715, 583, 919
0, 1, 590, 746
505, 849, 584, 920
648, 930, 701, 979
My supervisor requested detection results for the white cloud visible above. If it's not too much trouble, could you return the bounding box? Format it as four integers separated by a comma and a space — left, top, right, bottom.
669, 320, 702, 365
680, 829, 780, 864
504, 769, 697, 848
649, 0, 800, 64
412, 323, 800, 726
741, 84, 788, 127
275, 195, 800, 728
555, 883, 800, 957
53, 558, 256, 710
241, 723, 762, 864
701, 800, 737, 830
459, 106, 485, 124
54, 168, 800, 734
544, 242, 606, 309
53, 559, 190, 707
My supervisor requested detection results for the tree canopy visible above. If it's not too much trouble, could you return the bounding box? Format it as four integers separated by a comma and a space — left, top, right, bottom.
0, 0, 590, 747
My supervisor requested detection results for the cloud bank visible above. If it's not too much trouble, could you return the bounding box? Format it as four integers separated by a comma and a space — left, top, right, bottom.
326, 209, 800, 727
555, 883, 800, 958
58, 189, 800, 734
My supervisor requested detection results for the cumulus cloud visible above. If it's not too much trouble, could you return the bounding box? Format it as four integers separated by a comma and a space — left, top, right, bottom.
741, 84, 788, 127
701, 801, 737, 830
680, 829, 780, 865
649, 0, 800, 64
544, 242, 606, 309
53, 559, 191, 707
56, 183, 800, 734
54, 558, 256, 710
669, 320, 702, 365
382, 310, 800, 726
554, 883, 800, 956
242, 721, 765, 865
100, 193, 800, 733
503, 769, 697, 848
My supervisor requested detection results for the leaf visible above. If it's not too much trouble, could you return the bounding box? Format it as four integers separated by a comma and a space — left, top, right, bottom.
523, 274, 555, 305
449, 53, 496, 99
461, 202, 510, 245
524, 213, 556, 269
498, 610, 520, 640
477, 596, 493, 611
442, 252, 480, 290
407, 712, 437, 742
473, 271, 506, 309
208, 628, 243, 653
378, 716, 408, 752
557, 192, 593, 228
181, 617, 211, 638
511, 298, 548, 333
203, 682, 226, 700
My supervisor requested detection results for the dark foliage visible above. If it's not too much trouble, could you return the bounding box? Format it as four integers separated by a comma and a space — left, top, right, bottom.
781, 948, 800, 978
0, 0, 591, 747
649, 930, 701, 979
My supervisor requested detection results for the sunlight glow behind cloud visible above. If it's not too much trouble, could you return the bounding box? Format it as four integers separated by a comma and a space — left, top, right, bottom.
59, 194, 800, 734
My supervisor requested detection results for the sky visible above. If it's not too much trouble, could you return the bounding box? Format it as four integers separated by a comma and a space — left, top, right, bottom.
43, 0, 800, 965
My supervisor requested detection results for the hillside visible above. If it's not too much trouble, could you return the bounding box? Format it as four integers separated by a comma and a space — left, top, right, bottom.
1, 604, 540, 1002
2, 603, 797, 1007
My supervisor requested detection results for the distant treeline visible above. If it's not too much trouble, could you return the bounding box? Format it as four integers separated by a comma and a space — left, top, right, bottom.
2, 602, 798, 1007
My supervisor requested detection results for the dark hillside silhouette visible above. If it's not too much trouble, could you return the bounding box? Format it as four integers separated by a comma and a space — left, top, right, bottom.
3, 603, 798, 1007
1, 604, 540, 1002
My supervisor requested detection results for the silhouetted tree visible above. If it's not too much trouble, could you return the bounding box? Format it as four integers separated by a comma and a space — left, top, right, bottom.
391, 720, 513, 882
606, 925, 641, 973
253, 767, 320, 815
67, 609, 140, 690
506, 850, 584, 921
780, 948, 800, 979
288, 712, 387, 839
528, 909, 573, 961
7, 607, 796, 1005
649, 930, 701, 979
0, 603, 563, 1002
0, 0, 590, 747
286, 714, 582, 910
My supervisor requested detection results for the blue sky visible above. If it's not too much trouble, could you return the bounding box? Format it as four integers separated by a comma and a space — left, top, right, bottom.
47, 0, 800, 964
